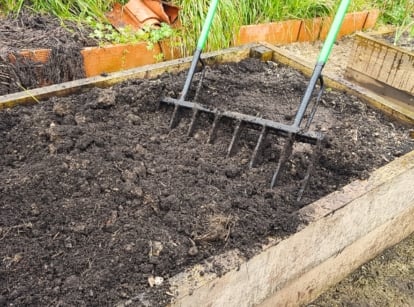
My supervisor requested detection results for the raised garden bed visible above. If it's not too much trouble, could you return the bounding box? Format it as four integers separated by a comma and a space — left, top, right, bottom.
345, 32, 414, 110
1, 44, 413, 306
0, 10, 179, 97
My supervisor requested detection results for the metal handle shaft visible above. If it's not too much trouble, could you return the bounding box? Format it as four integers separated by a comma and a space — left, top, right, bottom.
178, 0, 219, 101
197, 0, 219, 50
318, 0, 351, 63
293, 0, 351, 128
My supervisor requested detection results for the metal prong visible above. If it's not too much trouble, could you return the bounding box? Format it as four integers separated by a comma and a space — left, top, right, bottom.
227, 120, 243, 158
187, 108, 199, 136
250, 125, 267, 168
193, 65, 207, 102
305, 76, 325, 131
208, 113, 221, 144
296, 138, 322, 201
271, 134, 294, 188
169, 104, 181, 129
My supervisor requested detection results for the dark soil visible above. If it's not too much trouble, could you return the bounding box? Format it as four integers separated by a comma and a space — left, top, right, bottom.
1, 58, 413, 306
0, 10, 96, 96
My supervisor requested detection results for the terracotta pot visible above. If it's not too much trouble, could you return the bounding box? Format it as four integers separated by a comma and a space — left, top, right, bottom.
235, 20, 302, 46
106, 3, 140, 30
107, 0, 180, 30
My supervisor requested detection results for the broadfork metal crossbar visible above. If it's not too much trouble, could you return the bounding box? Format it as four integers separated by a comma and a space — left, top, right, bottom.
159, 0, 350, 200
161, 52, 327, 200
162, 74, 325, 202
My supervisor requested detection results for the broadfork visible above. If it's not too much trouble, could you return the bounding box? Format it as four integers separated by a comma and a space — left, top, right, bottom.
161, 0, 351, 201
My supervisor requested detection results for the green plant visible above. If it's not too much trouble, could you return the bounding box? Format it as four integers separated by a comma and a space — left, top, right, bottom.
0, 0, 386, 58
0, 0, 25, 15
372, 0, 414, 45
145, 23, 175, 50
175, 0, 377, 56
373, 0, 413, 24
153, 52, 164, 62
0, 0, 118, 23
394, 15, 414, 46
87, 17, 175, 49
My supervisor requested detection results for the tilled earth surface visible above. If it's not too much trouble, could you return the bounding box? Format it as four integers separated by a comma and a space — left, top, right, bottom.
1, 58, 413, 306
0, 10, 96, 95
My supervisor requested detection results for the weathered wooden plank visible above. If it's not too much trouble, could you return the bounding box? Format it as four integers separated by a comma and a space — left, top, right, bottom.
0, 45, 252, 109
345, 66, 414, 105
260, 42, 414, 125
260, 205, 414, 306
346, 33, 414, 96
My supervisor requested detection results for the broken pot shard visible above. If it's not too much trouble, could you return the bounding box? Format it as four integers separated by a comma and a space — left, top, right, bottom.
106, 0, 180, 30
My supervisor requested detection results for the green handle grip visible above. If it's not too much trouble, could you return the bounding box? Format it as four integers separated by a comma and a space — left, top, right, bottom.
196, 0, 219, 50
318, 0, 351, 63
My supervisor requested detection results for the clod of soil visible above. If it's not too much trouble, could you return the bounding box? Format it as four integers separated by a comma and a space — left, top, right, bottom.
1, 58, 413, 306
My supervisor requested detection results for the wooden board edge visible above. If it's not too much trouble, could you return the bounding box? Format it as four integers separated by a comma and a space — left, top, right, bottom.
168, 159, 414, 306
0, 45, 254, 109
298, 150, 414, 223
345, 67, 414, 105
260, 205, 414, 306
260, 42, 414, 125
355, 32, 414, 57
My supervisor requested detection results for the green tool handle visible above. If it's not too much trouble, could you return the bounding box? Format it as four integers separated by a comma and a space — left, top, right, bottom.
196, 0, 219, 50
178, 0, 219, 102
318, 0, 351, 63
293, 0, 350, 128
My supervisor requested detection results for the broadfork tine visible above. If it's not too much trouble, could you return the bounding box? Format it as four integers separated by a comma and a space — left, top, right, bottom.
187, 108, 199, 136
227, 120, 243, 158
296, 137, 322, 202
304, 75, 325, 131
250, 125, 267, 168
169, 104, 181, 129
271, 133, 294, 188
208, 113, 221, 144
193, 64, 207, 102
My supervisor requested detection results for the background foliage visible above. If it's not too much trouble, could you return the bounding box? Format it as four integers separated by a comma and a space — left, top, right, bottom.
0, 0, 412, 54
